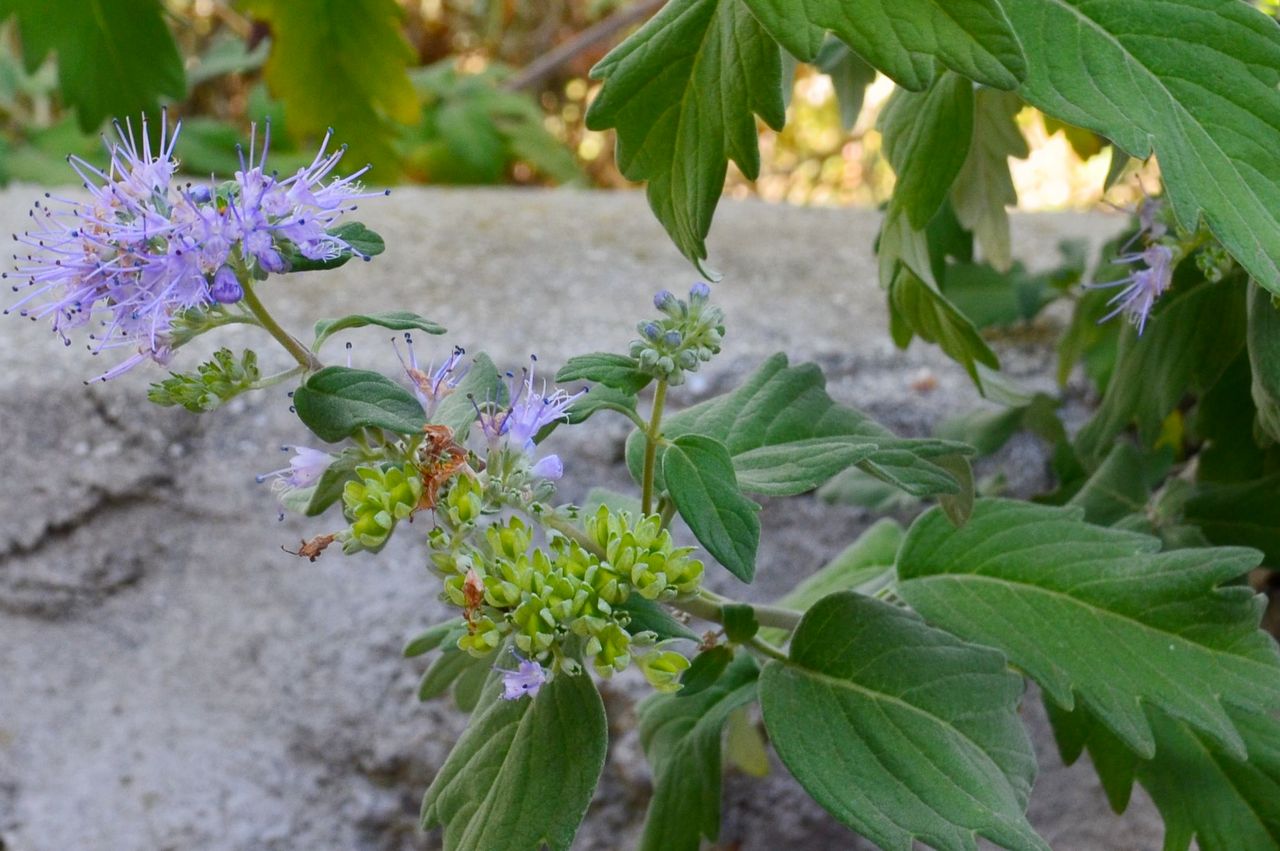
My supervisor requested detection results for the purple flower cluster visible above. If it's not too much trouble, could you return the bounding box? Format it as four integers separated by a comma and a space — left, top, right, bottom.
1091, 196, 1176, 335
478, 356, 585, 479
6, 113, 382, 380
395, 335, 469, 419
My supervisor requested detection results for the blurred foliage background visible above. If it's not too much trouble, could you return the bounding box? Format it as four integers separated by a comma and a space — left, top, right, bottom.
0, 0, 1168, 209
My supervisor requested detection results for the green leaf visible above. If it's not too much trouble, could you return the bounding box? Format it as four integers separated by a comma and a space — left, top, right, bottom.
0, 0, 184, 131
433, 353, 504, 436
417, 644, 476, 702
816, 467, 922, 513
879, 72, 975, 230
617, 593, 699, 642
759, 592, 1046, 851
556, 353, 652, 395
897, 499, 1279, 759
951, 88, 1029, 271
941, 261, 1061, 329
1249, 281, 1280, 443
1185, 474, 1280, 568
422, 671, 607, 851
1049, 701, 1280, 851
581, 487, 644, 518
563, 385, 640, 427
293, 367, 426, 443
586, 0, 785, 273
813, 39, 876, 130
1003, 0, 1280, 295
740, 0, 1024, 91
662, 435, 761, 582
678, 646, 735, 697
244, 0, 418, 177
1066, 442, 1169, 527
936, 454, 976, 527
720, 603, 759, 644
301, 447, 364, 517
313, 310, 444, 351
281, 222, 387, 273
1076, 275, 1247, 464
404, 619, 464, 658
627, 353, 968, 498
888, 267, 1001, 385
147, 348, 260, 413
638, 654, 759, 851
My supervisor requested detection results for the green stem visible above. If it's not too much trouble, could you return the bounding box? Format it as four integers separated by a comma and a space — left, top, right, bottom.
699, 589, 802, 631
239, 279, 321, 371
247, 365, 304, 391
746, 635, 790, 663
657, 496, 676, 530
641, 379, 669, 515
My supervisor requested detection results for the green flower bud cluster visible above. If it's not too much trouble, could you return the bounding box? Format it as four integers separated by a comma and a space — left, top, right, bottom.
630, 283, 725, 385
1195, 240, 1235, 283
583, 505, 704, 600
340, 463, 423, 553
429, 506, 703, 690
147, 347, 259, 412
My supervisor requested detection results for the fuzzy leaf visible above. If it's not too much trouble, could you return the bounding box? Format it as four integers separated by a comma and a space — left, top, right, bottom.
312, 310, 444, 351
617, 594, 699, 642
759, 592, 1046, 851
293, 367, 427, 443
0, 0, 184, 131
897, 499, 1280, 759
813, 39, 876, 129
586, 0, 785, 273
556, 353, 651, 395
1003, 0, 1280, 295
421, 672, 607, 851
638, 654, 759, 851
662, 434, 761, 582
741, 0, 1024, 91
244, 0, 417, 177
626, 353, 968, 498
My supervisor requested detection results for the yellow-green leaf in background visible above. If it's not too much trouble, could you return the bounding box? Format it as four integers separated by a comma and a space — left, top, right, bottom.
243, 0, 418, 181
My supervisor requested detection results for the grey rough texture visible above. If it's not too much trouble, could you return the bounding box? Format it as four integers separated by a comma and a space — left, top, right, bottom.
0, 187, 1160, 850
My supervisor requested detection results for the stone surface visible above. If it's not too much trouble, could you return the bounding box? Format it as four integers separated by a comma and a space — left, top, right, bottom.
0, 186, 1159, 850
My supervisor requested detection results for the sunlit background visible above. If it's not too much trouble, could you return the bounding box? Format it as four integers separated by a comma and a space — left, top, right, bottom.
0, 0, 1175, 212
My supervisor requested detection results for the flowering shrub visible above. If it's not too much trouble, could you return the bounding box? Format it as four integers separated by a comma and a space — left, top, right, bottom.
12, 3, 1280, 847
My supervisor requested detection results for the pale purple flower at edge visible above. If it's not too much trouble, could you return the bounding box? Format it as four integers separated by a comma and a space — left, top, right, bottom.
478, 356, 587, 454
497, 656, 548, 700
257, 445, 334, 489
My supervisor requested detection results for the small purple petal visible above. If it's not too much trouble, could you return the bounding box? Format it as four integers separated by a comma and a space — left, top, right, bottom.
530, 454, 564, 480
209, 265, 243, 304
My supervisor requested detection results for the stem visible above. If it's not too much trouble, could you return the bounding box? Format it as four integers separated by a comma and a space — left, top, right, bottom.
239, 279, 321, 371
699, 589, 803, 631
247, 365, 304, 392
746, 636, 790, 663
641, 379, 669, 516
657, 496, 676, 530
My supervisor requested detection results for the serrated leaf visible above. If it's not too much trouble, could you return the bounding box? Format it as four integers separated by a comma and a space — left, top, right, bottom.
879, 72, 975, 230
813, 39, 876, 130
638, 654, 759, 851
1048, 700, 1280, 851
741, 0, 1024, 91
433, 353, 504, 437
940, 261, 1060, 328
1075, 275, 1247, 464
0, 0, 184, 131
759, 592, 1046, 851
421, 672, 606, 851
627, 353, 968, 498
244, 0, 417, 177
293, 367, 426, 443
897, 499, 1280, 759
557, 353, 651, 395
586, 0, 785, 273
951, 88, 1028, 271
662, 434, 761, 582
313, 310, 444, 351
1003, 0, 1280, 295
